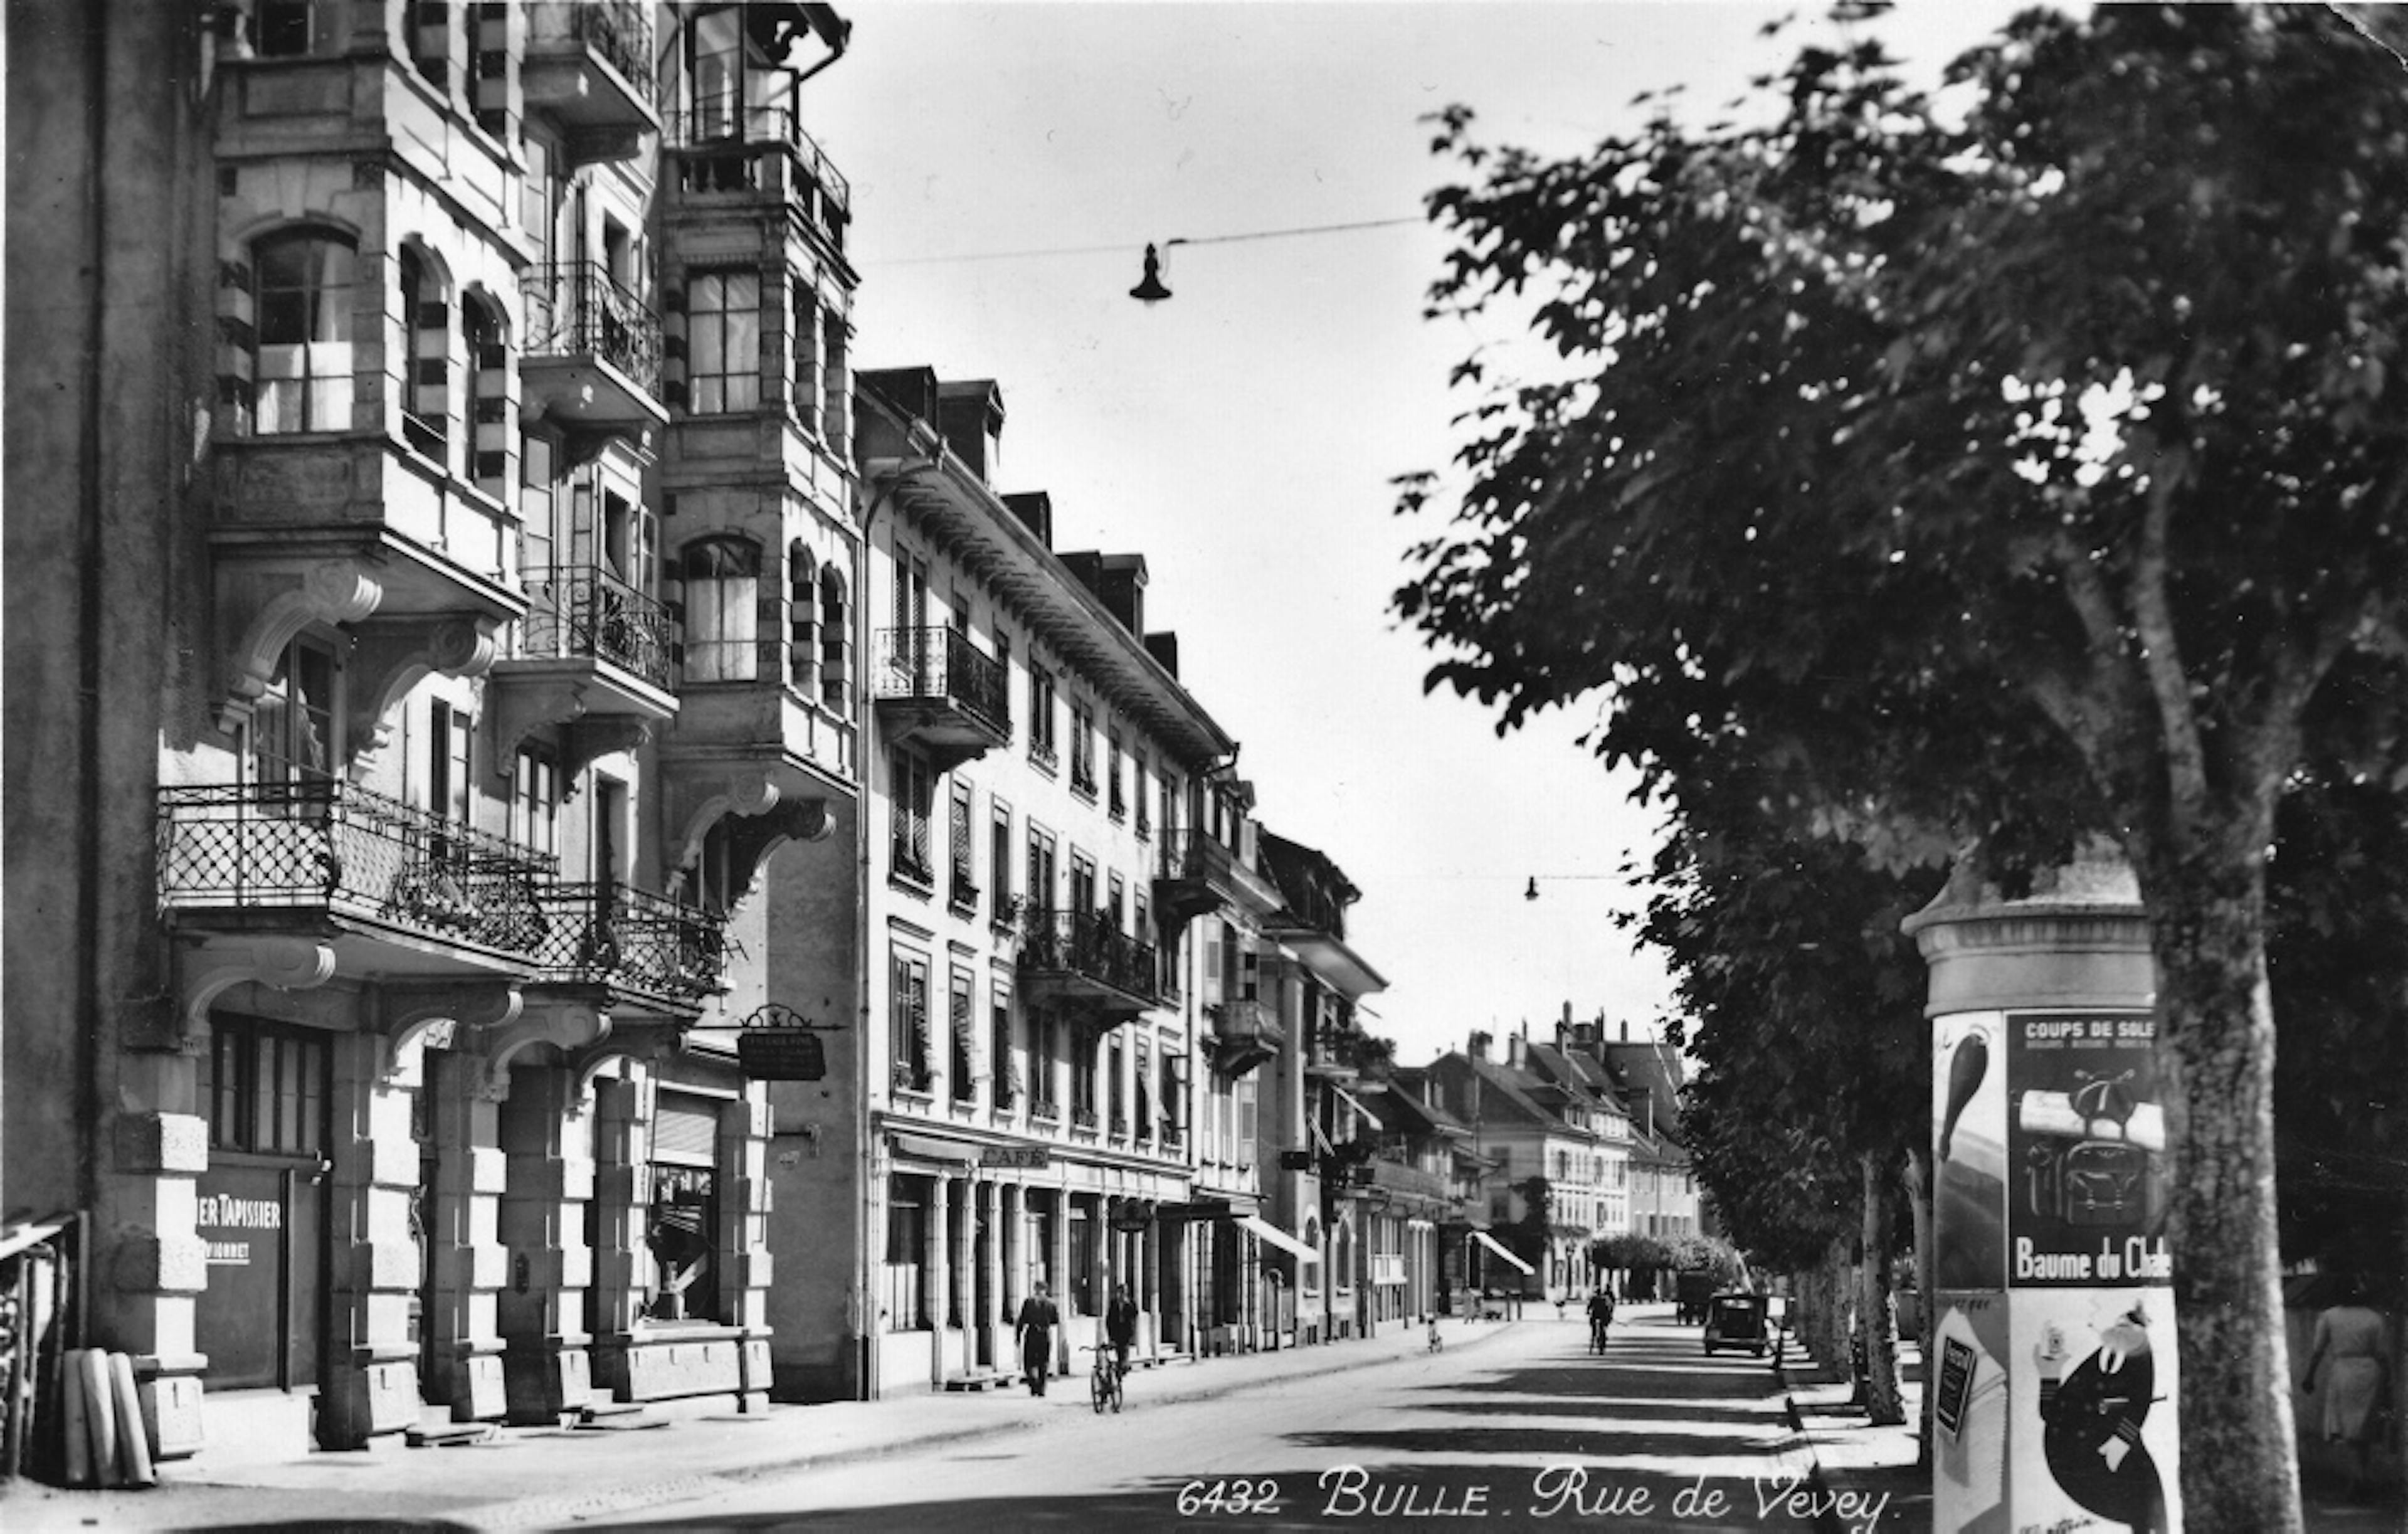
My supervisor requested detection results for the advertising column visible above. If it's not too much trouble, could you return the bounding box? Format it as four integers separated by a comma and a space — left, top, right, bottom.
1905, 852, 2179, 1534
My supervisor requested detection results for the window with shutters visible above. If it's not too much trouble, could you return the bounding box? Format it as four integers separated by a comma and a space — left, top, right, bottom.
991, 992, 1018, 1109
1160, 1051, 1185, 1144
1069, 701, 1097, 798
1106, 731, 1125, 820
890, 948, 931, 1094
463, 292, 508, 494
644, 1093, 724, 1323
1237, 1075, 1257, 1169
1070, 1027, 1097, 1128
1107, 1035, 1126, 1136
1028, 666, 1057, 770
949, 969, 976, 1104
1133, 750, 1151, 837
1026, 825, 1057, 916
989, 800, 1015, 929
948, 779, 976, 911
1030, 1008, 1059, 1119
890, 748, 934, 887
679, 536, 760, 682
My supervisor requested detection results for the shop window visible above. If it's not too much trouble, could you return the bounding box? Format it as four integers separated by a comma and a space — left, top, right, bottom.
882, 1177, 927, 1330
645, 1094, 722, 1323
250, 230, 357, 435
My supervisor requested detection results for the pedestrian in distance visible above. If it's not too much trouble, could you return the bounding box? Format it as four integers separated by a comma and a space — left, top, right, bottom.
2301, 1275, 2391, 1501
1015, 1280, 1061, 1397
1587, 1288, 1616, 1353
1104, 1281, 1140, 1383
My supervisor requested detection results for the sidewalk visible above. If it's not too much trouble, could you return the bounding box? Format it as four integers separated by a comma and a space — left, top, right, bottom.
1773, 1336, 1930, 1534
1, 1317, 1520, 1531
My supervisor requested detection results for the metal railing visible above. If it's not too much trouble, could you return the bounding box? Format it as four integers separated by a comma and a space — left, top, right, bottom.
872, 626, 1009, 738
529, 881, 730, 1001
158, 781, 556, 958
662, 105, 851, 215
522, 564, 676, 689
1017, 909, 1159, 1002
1206, 998, 1281, 1049
1158, 827, 1240, 886
529, 0, 653, 102
520, 262, 662, 395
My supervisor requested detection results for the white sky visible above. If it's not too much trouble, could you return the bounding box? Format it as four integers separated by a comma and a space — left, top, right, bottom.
803, 1, 2042, 1068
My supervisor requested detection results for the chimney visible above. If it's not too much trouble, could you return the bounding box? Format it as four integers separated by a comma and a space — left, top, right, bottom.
1002, 491, 1052, 547
1467, 1030, 1491, 1061
1507, 1031, 1527, 1068
934, 379, 1004, 484
1620, 1019, 1629, 1043
1144, 632, 1180, 676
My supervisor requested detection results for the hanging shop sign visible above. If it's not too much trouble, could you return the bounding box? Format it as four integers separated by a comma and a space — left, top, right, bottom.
725, 1003, 838, 1081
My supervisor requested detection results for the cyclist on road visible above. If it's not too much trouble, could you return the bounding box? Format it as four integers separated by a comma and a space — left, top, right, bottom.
1587, 1288, 1617, 1352
1104, 1282, 1140, 1382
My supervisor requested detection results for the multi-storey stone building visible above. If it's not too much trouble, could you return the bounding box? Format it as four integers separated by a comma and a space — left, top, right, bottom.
8, 0, 862, 1458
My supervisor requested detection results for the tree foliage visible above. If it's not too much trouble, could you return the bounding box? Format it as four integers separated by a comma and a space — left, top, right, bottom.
1396, 8, 2408, 1526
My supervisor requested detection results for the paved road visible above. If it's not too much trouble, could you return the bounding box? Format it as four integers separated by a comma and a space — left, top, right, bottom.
589, 1314, 1894, 1533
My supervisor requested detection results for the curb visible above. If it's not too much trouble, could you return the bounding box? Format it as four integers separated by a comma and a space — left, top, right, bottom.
465, 1321, 1529, 1528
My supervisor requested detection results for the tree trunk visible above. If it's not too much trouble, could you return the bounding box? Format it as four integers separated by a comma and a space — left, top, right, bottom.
1859, 1150, 1906, 1426
1815, 1234, 1851, 1377
2144, 849, 2303, 1533
1902, 1140, 1936, 1463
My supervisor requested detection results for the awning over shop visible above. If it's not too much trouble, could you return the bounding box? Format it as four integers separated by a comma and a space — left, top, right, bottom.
890, 1132, 977, 1165
1235, 1213, 1320, 1266
1471, 1229, 1536, 1275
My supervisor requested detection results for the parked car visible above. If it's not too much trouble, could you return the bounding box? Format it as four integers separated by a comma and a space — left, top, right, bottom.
1702, 1291, 1770, 1357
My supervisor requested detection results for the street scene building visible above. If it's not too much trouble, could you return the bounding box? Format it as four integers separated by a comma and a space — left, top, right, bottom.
3, 0, 1440, 1464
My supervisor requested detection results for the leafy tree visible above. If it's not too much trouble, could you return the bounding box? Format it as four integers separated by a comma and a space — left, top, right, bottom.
1395, 8, 2408, 1525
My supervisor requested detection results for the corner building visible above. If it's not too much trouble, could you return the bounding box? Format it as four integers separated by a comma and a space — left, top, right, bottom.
7, 0, 863, 1459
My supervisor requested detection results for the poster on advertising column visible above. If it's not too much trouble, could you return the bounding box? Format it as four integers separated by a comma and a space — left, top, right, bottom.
2004, 1011, 2170, 1289
2003, 1010, 2178, 1534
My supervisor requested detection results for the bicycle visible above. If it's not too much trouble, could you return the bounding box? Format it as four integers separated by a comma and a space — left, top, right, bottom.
1588, 1316, 1612, 1355
1086, 1345, 1124, 1414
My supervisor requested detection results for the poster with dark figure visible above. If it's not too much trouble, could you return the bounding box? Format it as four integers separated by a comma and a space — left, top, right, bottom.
2017, 1296, 2177, 1534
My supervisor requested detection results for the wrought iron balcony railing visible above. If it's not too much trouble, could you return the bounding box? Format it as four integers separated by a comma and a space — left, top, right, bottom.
522, 564, 676, 689
872, 626, 1009, 737
663, 105, 851, 226
539, 0, 652, 102
529, 881, 730, 1001
520, 262, 662, 394
158, 781, 556, 959
1158, 827, 1240, 885
1017, 909, 1159, 1004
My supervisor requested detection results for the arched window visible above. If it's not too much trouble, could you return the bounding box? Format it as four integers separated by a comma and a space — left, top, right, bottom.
398, 244, 449, 461
786, 541, 818, 690
253, 229, 357, 435
463, 290, 509, 498
680, 537, 760, 682
817, 566, 850, 713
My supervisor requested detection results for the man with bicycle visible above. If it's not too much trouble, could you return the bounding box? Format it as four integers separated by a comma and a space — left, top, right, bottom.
1587, 1286, 1617, 1353
1104, 1282, 1141, 1383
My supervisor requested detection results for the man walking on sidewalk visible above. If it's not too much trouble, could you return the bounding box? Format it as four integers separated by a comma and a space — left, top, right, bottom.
1016, 1281, 1061, 1396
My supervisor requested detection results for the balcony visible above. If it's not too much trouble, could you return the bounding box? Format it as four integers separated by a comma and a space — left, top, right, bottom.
1017, 909, 1158, 1023
662, 107, 850, 255
521, 1, 658, 161
1204, 998, 1284, 1077
872, 627, 1010, 771
519, 263, 666, 430
528, 881, 731, 1013
1154, 828, 1279, 933
1366, 1157, 1453, 1207
158, 781, 554, 970
521, 564, 677, 691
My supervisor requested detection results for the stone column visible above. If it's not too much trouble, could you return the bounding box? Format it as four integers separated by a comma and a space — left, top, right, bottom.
1002, 1182, 1026, 1320
925, 1172, 951, 1385
979, 1181, 1003, 1373
1903, 851, 2176, 1534
586, 1076, 645, 1400
109, 1047, 210, 1461
1050, 1185, 1072, 1373
497, 1066, 596, 1424
953, 1176, 977, 1377
727, 1090, 775, 1412
320, 1030, 434, 1447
